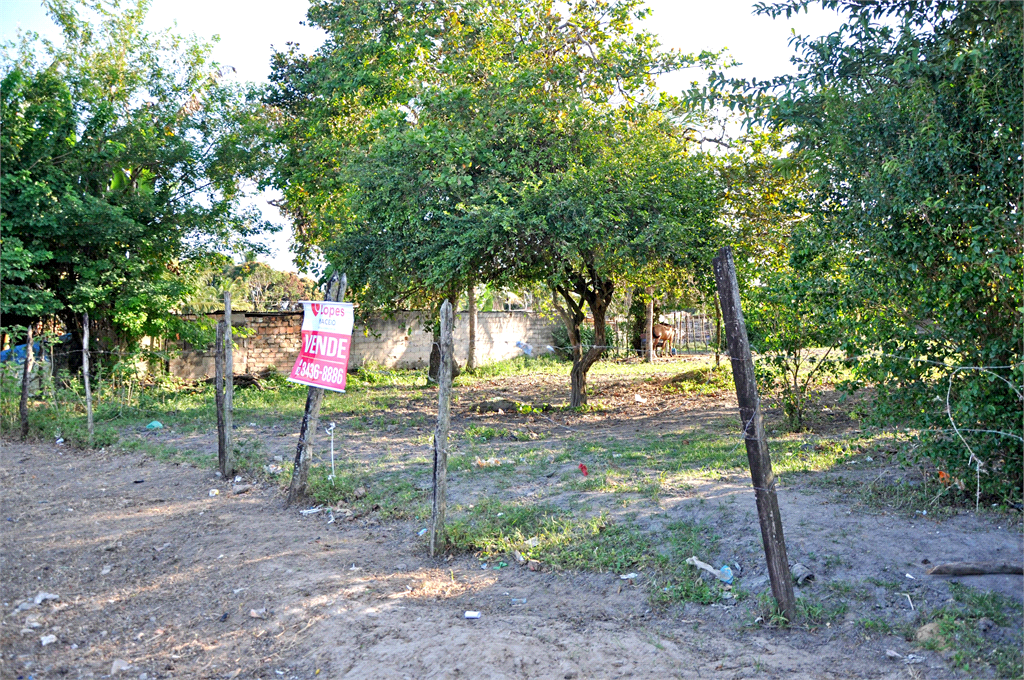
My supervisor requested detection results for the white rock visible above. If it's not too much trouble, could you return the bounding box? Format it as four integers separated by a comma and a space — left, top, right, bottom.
111, 658, 131, 674
34, 592, 59, 605
40, 634, 57, 645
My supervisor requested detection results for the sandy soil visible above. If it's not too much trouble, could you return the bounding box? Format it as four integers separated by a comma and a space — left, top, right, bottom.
2, 360, 1021, 679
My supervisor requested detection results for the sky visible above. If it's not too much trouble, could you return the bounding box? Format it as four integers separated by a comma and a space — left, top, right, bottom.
1, 0, 847, 273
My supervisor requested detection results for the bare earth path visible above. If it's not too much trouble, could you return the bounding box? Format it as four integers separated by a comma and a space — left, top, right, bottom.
2, 435, 1020, 680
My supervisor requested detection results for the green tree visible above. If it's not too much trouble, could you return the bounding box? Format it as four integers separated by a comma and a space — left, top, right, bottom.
269, 0, 723, 403
1, 0, 272, 354
696, 1, 1023, 501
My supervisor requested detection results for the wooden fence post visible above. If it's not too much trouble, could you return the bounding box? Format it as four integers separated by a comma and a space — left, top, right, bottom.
222, 292, 234, 478
713, 246, 796, 623
215, 319, 227, 474
430, 299, 454, 556
645, 287, 654, 363
287, 272, 346, 505
467, 282, 477, 371
82, 312, 94, 444
19, 324, 34, 440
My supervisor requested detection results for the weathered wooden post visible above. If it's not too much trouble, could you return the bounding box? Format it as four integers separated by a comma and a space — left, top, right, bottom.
645, 287, 655, 363
713, 246, 796, 623
467, 282, 477, 371
215, 319, 227, 473
429, 299, 454, 557
19, 324, 34, 440
222, 292, 234, 477
82, 312, 95, 444
287, 272, 345, 504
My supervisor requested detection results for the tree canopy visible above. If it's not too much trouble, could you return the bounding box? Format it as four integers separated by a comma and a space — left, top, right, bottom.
1, 0, 272, 348
695, 0, 1023, 501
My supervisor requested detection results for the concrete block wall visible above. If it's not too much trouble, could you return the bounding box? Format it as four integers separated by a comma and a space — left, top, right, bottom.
169, 310, 559, 380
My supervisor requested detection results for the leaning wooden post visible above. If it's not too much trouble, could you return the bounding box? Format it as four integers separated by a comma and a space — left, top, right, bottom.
19, 324, 34, 440
222, 292, 235, 477
287, 272, 345, 505
713, 246, 796, 623
430, 299, 454, 556
82, 312, 95, 444
215, 320, 227, 473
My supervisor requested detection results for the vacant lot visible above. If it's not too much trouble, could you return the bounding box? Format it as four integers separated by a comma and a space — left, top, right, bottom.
2, 356, 1021, 679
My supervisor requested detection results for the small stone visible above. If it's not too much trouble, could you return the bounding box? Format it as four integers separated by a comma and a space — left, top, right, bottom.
111, 658, 131, 674
232, 484, 253, 495
34, 592, 59, 605
527, 560, 541, 571
101, 565, 112, 575
249, 608, 268, 619
353, 486, 367, 499
40, 634, 57, 645
886, 649, 903, 660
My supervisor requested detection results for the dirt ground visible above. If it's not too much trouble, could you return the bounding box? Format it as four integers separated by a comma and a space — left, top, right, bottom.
2, 358, 1022, 679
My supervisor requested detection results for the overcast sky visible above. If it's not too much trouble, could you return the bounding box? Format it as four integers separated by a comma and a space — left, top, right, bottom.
1, 0, 846, 273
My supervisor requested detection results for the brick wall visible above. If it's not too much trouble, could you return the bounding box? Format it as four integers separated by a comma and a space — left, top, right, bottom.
169, 310, 558, 380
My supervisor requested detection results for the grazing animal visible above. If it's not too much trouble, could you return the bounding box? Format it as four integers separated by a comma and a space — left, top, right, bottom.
640, 323, 676, 357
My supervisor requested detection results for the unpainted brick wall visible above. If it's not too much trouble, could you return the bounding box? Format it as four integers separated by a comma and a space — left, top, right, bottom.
169, 311, 558, 380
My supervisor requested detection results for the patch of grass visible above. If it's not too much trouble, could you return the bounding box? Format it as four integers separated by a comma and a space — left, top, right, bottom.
649, 521, 722, 606
463, 424, 510, 442
456, 354, 566, 382
918, 583, 1023, 679
796, 595, 849, 627
306, 463, 429, 520
865, 577, 902, 591
662, 364, 732, 396
858, 617, 893, 635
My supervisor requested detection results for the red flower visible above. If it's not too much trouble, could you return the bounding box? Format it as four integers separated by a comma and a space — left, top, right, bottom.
579, 464, 588, 476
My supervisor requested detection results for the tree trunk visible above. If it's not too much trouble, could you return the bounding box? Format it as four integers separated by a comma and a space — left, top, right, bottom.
19, 324, 34, 440
645, 287, 654, 363
429, 300, 454, 556
467, 282, 477, 371
715, 296, 723, 367
82, 312, 94, 444
554, 274, 614, 408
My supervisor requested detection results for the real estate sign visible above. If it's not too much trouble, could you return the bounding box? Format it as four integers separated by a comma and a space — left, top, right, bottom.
287, 301, 354, 392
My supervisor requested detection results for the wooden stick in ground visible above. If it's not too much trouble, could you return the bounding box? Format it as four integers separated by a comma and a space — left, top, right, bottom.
82, 312, 94, 443
713, 245, 796, 623
430, 299, 454, 557
19, 324, 34, 440
645, 287, 654, 363
215, 320, 227, 474
222, 292, 234, 478
467, 282, 477, 371
287, 272, 345, 505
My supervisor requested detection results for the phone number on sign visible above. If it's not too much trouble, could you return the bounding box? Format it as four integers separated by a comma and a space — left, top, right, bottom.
294, 360, 346, 385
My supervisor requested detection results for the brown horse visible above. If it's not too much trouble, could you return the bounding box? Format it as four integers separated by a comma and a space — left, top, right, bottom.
641, 323, 675, 357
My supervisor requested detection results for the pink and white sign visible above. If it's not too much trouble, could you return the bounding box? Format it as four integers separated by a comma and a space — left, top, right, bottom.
287, 301, 354, 392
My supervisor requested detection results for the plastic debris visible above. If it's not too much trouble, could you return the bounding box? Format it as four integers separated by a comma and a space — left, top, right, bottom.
464, 611, 482, 619
620, 573, 639, 580
515, 340, 533, 357
513, 550, 526, 565
299, 506, 324, 516
263, 464, 283, 474
527, 560, 541, 571
473, 457, 502, 468
718, 565, 734, 585
40, 634, 57, 645
481, 563, 488, 570
634, 394, 648, 404
579, 463, 588, 476
905, 573, 916, 579
55, 437, 65, 445
511, 598, 527, 605
208, 489, 220, 497
524, 536, 540, 548
34, 592, 59, 605
249, 608, 267, 619
111, 658, 131, 674
790, 563, 815, 585
686, 556, 726, 581
418, 528, 428, 537
145, 421, 163, 430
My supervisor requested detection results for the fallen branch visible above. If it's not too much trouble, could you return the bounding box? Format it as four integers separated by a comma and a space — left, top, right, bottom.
926, 562, 1023, 576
